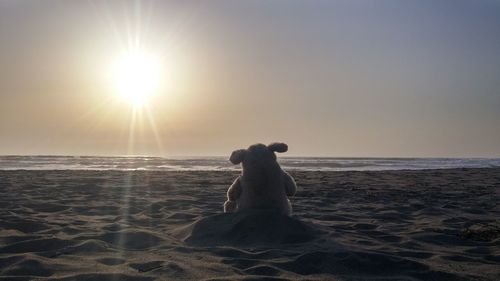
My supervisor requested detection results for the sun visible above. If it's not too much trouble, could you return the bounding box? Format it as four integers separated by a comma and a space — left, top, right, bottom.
112, 49, 162, 106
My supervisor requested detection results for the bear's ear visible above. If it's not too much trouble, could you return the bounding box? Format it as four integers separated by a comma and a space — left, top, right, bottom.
268, 142, 288, 153
230, 149, 246, 164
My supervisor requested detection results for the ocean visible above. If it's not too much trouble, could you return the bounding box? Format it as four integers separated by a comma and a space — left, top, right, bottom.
0, 155, 499, 171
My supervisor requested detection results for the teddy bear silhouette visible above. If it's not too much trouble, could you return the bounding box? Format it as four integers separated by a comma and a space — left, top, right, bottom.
224, 143, 297, 216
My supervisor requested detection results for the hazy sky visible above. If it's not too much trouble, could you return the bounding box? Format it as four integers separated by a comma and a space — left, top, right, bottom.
1, 0, 499, 157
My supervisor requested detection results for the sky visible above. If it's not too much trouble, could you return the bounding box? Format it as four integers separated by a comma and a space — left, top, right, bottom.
0, 0, 499, 157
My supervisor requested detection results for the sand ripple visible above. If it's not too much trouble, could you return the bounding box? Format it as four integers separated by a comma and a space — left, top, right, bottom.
0, 169, 499, 280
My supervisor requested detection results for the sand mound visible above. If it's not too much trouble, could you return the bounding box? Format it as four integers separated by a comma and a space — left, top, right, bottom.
96, 257, 126, 266
175, 210, 320, 246
2, 258, 54, 277
0, 238, 74, 254
51, 273, 154, 281
274, 250, 471, 280
460, 222, 500, 241
98, 231, 164, 250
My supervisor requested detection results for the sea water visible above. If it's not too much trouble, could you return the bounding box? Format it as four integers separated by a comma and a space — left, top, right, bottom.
0, 155, 499, 171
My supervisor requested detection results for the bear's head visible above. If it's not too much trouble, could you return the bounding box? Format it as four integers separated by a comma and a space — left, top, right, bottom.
230, 143, 288, 171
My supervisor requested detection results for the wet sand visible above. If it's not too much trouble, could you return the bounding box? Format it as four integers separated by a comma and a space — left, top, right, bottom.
0, 169, 499, 280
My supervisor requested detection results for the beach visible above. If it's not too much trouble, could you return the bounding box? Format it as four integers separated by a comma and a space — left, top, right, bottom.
0, 168, 499, 280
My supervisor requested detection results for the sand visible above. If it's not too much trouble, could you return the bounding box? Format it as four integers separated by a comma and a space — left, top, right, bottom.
0, 168, 499, 280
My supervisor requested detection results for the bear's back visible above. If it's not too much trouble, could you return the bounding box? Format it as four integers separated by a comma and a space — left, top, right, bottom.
237, 169, 290, 214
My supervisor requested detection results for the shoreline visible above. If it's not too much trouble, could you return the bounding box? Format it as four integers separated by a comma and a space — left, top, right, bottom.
1, 155, 499, 172
1, 166, 499, 172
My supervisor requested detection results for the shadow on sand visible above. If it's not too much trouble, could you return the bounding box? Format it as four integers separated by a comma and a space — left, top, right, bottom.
174, 210, 322, 246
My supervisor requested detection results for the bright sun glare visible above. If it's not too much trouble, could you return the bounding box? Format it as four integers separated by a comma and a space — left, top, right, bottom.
112, 50, 162, 106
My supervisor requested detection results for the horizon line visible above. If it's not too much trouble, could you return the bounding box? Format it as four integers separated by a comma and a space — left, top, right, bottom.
1, 154, 499, 160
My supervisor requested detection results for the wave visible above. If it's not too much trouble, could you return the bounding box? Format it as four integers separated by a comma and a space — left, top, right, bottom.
0, 156, 499, 171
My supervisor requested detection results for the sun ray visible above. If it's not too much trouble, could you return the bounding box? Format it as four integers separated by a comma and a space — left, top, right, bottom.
144, 105, 165, 155
89, 1, 127, 50
137, 107, 145, 154
127, 107, 137, 155
134, 0, 142, 48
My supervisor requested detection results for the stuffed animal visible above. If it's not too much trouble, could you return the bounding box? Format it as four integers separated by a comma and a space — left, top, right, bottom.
224, 143, 297, 216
